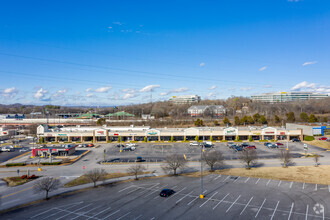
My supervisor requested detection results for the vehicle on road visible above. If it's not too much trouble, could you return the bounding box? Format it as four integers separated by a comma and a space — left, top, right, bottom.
159, 189, 175, 197
244, 145, 256, 150
1, 147, 12, 152
19, 148, 29, 152
267, 143, 278, 149
136, 156, 143, 162
319, 137, 328, 141
233, 146, 243, 152
292, 138, 301, 142
190, 142, 200, 146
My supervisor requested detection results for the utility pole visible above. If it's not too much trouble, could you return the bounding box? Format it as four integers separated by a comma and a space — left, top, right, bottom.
200, 129, 204, 199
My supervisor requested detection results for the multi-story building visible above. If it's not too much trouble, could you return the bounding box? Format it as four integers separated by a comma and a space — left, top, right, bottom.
169, 95, 201, 104
251, 92, 328, 103
187, 105, 226, 117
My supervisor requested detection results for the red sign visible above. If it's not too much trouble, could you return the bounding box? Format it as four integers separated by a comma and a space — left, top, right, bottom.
280, 132, 285, 135
114, 133, 119, 136
97, 131, 104, 134
83, 166, 85, 169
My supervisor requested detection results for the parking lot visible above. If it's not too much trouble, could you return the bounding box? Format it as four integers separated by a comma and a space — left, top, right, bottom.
100, 142, 326, 163
3, 174, 329, 219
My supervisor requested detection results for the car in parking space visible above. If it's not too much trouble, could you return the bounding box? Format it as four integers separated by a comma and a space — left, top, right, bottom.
240, 143, 249, 148
87, 144, 94, 147
319, 137, 328, 141
275, 142, 284, 146
127, 143, 137, 147
1, 147, 12, 152
292, 138, 301, 142
136, 156, 143, 162
19, 148, 29, 152
244, 145, 256, 150
122, 146, 135, 151
203, 144, 214, 148
233, 145, 243, 152
264, 142, 270, 146
159, 189, 175, 197
190, 142, 200, 146
267, 143, 278, 149
116, 144, 125, 148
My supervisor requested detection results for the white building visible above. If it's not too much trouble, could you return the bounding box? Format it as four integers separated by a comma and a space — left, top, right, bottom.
187, 105, 226, 117
251, 92, 328, 103
169, 95, 201, 104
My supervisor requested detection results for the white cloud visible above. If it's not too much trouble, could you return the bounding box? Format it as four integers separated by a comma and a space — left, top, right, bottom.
86, 93, 94, 97
209, 85, 217, 90
264, 85, 272, 88
53, 89, 67, 97
240, 87, 253, 91
123, 93, 139, 100
205, 92, 216, 99
159, 87, 189, 96
302, 61, 317, 66
86, 88, 92, 92
95, 86, 111, 93
139, 85, 160, 92
259, 66, 267, 71
122, 88, 136, 93
200, 62, 206, 67
34, 88, 48, 99
291, 81, 330, 94
1, 87, 18, 98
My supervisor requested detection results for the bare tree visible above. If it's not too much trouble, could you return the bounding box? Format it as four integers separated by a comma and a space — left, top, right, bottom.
162, 154, 187, 175
278, 149, 292, 168
127, 164, 146, 180
203, 150, 225, 172
85, 168, 108, 187
313, 154, 320, 167
34, 177, 61, 200
239, 149, 258, 169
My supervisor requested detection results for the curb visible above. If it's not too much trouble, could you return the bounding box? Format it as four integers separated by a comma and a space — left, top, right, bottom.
7, 151, 31, 162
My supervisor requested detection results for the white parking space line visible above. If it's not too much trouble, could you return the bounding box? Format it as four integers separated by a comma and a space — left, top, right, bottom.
188, 190, 207, 206
118, 186, 133, 193
255, 178, 260, 184
56, 204, 93, 220
288, 202, 294, 220
30, 208, 55, 218
315, 184, 318, 191
138, 183, 159, 196
303, 182, 305, 189
176, 191, 193, 204
270, 201, 280, 220
226, 195, 241, 213
165, 187, 187, 200
71, 206, 100, 220
116, 212, 131, 220
245, 177, 250, 183
54, 208, 97, 219
134, 214, 142, 220
86, 207, 112, 219
278, 181, 282, 187
41, 203, 83, 220
200, 192, 218, 207
240, 196, 253, 215
328, 185, 330, 193
266, 179, 271, 186
223, 176, 230, 182
214, 174, 222, 180
290, 182, 293, 189
213, 193, 230, 210
255, 198, 266, 218
126, 188, 140, 195
305, 205, 308, 220
102, 209, 120, 219
234, 176, 240, 183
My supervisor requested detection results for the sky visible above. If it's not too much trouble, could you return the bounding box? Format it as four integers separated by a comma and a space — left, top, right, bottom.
0, 0, 329, 106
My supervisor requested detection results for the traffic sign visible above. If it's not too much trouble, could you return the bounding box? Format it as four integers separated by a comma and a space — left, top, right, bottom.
83, 166, 85, 170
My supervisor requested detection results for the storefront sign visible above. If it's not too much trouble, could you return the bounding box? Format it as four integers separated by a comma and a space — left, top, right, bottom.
265, 132, 274, 134
224, 128, 237, 135
148, 132, 158, 135
280, 132, 285, 135
58, 134, 67, 136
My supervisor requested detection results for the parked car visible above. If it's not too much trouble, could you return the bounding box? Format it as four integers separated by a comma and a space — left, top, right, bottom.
1, 147, 11, 152
244, 145, 256, 150
240, 143, 249, 148
264, 142, 270, 146
267, 143, 278, 149
136, 156, 143, 162
127, 143, 137, 147
275, 143, 284, 146
233, 146, 243, 152
116, 144, 125, 148
227, 142, 235, 147
159, 189, 175, 197
229, 144, 238, 149
203, 144, 214, 148
19, 148, 29, 152
87, 144, 94, 147
190, 142, 200, 146
122, 147, 135, 151
292, 138, 301, 142
319, 137, 328, 141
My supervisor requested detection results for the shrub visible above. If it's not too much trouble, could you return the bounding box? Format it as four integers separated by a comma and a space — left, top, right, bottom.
248, 136, 253, 142
40, 162, 62, 165
304, 136, 315, 141
6, 163, 26, 167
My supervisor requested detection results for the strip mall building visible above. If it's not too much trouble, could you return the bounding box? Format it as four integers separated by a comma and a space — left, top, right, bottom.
37, 125, 303, 143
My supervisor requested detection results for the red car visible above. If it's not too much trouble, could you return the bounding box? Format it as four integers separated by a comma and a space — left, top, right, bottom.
275, 143, 284, 146
87, 143, 94, 147
319, 137, 328, 141
244, 145, 256, 149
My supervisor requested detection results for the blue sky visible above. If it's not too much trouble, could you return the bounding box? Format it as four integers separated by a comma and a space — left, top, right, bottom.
0, 0, 329, 106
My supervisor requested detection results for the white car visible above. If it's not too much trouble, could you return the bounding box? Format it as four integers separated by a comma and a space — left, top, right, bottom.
19, 148, 29, 152
7, 145, 14, 149
127, 143, 136, 147
190, 142, 200, 146
1, 147, 11, 152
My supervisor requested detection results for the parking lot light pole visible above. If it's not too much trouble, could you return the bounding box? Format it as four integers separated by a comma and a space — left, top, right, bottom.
200, 129, 204, 199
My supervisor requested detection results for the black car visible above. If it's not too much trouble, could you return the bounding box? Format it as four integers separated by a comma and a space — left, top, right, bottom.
204, 144, 214, 148
292, 138, 301, 142
160, 189, 175, 197
240, 143, 249, 148
116, 144, 125, 148
234, 146, 243, 152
